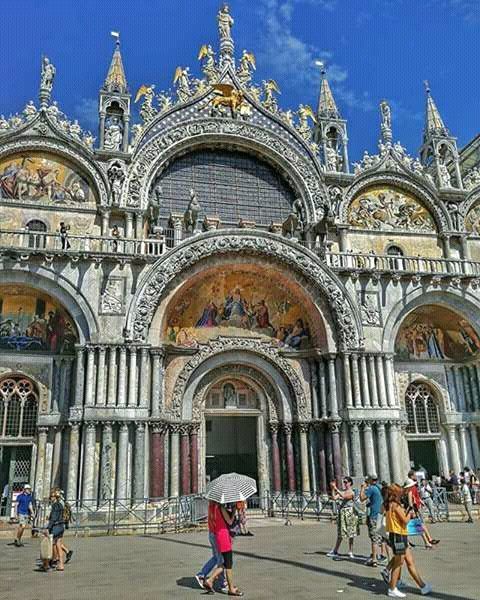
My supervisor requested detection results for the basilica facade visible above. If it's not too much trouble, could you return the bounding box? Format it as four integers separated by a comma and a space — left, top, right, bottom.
1, 7, 480, 504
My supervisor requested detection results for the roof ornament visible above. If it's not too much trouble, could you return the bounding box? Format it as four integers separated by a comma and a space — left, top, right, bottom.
423, 80, 448, 138
104, 31, 128, 94
237, 50, 256, 85
198, 44, 219, 84
379, 100, 392, 145
173, 67, 193, 103
218, 4, 235, 68
315, 61, 340, 119
39, 56, 56, 108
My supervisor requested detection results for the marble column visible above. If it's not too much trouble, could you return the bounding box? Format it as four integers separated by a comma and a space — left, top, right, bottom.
446, 425, 461, 474
318, 360, 328, 418
84, 347, 95, 407
388, 422, 403, 484
468, 366, 479, 411
52, 360, 61, 413
462, 368, 473, 413
458, 424, 471, 468
340, 421, 350, 478
127, 347, 138, 408
375, 355, 388, 408
350, 354, 362, 408
376, 422, 390, 483
359, 355, 371, 407
74, 347, 85, 408
438, 435, 450, 477
82, 422, 97, 502
172, 217, 183, 246
116, 422, 129, 500
190, 423, 200, 494
315, 422, 327, 493
43, 437, 54, 498
180, 424, 191, 496
67, 423, 80, 500
96, 346, 106, 406
363, 422, 376, 476
269, 423, 282, 492
139, 348, 150, 409
469, 424, 480, 469
310, 360, 319, 419
100, 422, 113, 500
384, 356, 397, 407
118, 347, 127, 407
298, 423, 311, 494
453, 367, 466, 411
342, 354, 353, 408
35, 427, 48, 500
51, 426, 63, 489
330, 422, 343, 484
325, 426, 334, 484
150, 422, 167, 498
327, 357, 339, 418
283, 423, 296, 493
107, 347, 117, 406
350, 422, 363, 477
133, 422, 146, 499
150, 350, 164, 418
169, 424, 180, 497
125, 212, 133, 238
367, 355, 379, 408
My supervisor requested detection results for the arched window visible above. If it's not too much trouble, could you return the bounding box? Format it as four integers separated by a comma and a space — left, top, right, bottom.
206, 379, 259, 409
0, 377, 38, 438
386, 245, 404, 257
26, 219, 47, 249
405, 382, 440, 434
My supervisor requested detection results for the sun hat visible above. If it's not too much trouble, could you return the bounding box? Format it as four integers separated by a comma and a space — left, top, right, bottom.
24, 484, 32, 489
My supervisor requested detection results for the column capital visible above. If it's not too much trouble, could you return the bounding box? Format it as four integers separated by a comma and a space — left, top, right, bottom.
85, 421, 98, 430
445, 423, 458, 433
102, 421, 113, 431
151, 348, 166, 359
350, 421, 360, 432
376, 421, 386, 431
67, 421, 81, 430
119, 346, 127, 355
189, 421, 201, 434
118, 421, 130, 433
169, 422, 182, 434
37, 425, 49, 435
328, 420, 342, 434
151, 421, 168, 434
134, 421, 146, 432
312, 419, 326, 432
296, 422, 310, 434
362, 421, 373, 431
458, 423, 467, 433
268, 421, 280, 434
282, 422, 293, 435
179, 423, 191, 436
75, 345, 86, 356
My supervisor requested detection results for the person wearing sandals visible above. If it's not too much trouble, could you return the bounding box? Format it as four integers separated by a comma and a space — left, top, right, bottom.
383, 484, 432, 597
195, 501, 227, 592
327, 477, 360, 559
46, 489, 65, 572
404, 476, 439, 548
360, 474, 384, 567
203, 501, 244, 596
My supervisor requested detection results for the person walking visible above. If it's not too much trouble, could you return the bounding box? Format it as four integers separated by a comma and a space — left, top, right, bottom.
236, 500, 253, 536
327, 476, 360, 559
404, 475, 439, 548
360, 474, 385, 567
194, 501, 227, 592
13, 484, 34, 547
203, 501, 243, 596
460, 477, 474, 523
46, 488, 65, 572
1, 482, 9, 517
384, 484, 432, 598
419, 479, 437, 523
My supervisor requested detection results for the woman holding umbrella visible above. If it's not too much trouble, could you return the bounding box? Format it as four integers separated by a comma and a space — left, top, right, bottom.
203, 473, 256, 596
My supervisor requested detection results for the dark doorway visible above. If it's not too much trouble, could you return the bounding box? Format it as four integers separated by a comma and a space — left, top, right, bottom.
205, 416, 257, 483
0, 446, 33, 517
407, 440, 439, 477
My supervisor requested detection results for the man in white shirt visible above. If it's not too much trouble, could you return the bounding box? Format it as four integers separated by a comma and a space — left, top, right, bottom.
460, 478, 474, 523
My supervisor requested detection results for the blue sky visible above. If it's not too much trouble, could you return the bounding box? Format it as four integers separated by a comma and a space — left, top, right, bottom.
0, 0, 478, 161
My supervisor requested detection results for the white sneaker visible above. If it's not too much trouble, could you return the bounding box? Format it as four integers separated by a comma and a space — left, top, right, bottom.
348, 551, 354, 559
326, 550, 338, 557
387, 589, 406, 598
420, 583, 432, 595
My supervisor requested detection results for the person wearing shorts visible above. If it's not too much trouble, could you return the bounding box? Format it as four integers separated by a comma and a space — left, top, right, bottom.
14, 484, 33, 547
360, 474, 384, 566
46, 489, 65, 571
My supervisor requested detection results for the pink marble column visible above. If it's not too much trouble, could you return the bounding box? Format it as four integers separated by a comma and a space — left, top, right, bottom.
269, 423, 282, 492
283, 423, 296, 493
330, 421, 343, 486
180, 424, 191, 496
315, 421, 327, 493
150, 422, 166, 498
190, 423, 200, 494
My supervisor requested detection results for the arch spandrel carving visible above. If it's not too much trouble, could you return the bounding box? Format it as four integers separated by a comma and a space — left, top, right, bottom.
124, 118, 328, 222
170, 337, 308, 420
127, 231, 363, 351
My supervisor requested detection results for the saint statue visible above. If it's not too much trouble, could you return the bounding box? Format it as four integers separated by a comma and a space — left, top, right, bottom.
380, 100, 391, 130
218, 4, 234, 41
438, 162, 451, 188
40, 56, 56, 92
104, 117, 122, 151
326, 142, 338, 172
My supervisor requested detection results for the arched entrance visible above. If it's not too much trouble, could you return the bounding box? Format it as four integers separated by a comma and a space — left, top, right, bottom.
0, 375, 39, 516
405, 381, 441, 477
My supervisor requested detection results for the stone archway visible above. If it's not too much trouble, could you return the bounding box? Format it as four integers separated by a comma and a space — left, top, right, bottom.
126, 230, 363, 352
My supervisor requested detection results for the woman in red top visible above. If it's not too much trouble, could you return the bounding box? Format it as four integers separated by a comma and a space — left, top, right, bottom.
204, 501, 243, 596
404, 475, 439, 548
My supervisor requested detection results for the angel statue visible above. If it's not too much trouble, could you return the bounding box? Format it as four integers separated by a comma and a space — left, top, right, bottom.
218, 4, 234, 41
135, 84, 157, 123
173, 67, 192, 103
296, 104, 316, 140
40, 56, 56, 92
280, 109, 294, 128
198, 44, 218, 84
237, 50, 256, 85
262, 80, 280, 113
157, 92, 173, 114
210, 84, 245, 118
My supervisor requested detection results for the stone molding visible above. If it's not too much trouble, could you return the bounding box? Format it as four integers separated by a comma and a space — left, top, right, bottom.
127, 230, 362, 351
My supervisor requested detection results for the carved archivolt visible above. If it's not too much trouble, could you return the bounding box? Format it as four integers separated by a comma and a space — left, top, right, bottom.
191, 363, 279, 421
127, 231, 362, 351
124, 118, 327, 221
171, 337, 307, 420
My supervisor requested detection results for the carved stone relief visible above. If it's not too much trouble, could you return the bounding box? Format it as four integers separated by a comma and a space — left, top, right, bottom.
100, 276, 126, 315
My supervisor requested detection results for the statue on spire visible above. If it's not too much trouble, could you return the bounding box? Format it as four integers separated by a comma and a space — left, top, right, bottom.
379, 100, 392, 144
39, 56, 56, 107
218, 4, 234, 41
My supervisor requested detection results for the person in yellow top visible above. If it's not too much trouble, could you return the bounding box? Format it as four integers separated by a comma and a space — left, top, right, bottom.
383, 484, 432, 598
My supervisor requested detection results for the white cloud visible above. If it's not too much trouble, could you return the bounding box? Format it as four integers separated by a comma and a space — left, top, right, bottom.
73, 97, 98, 132
438, 0, 480, 22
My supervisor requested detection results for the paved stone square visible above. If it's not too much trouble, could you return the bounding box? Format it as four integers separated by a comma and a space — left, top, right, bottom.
1, 520, 479, 600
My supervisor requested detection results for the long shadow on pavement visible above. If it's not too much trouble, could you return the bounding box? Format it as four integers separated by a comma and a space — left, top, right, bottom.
146, 536, 474, 600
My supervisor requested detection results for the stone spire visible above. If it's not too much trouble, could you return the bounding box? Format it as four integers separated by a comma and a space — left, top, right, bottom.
423, 81, 448, 141
104, 33, 128, 93
317, 64, 340, 119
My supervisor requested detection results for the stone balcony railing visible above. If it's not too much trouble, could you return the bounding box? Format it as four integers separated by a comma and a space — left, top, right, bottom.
0, 229, 167, 258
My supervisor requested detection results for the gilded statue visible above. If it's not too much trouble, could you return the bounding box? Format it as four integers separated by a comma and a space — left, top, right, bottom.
210, 84, 246, 118
237, 50, 256, 85
135, 84, 157, 123
262, 80, 280, 113
296, 104, 316, 140
173, 67, 192, 103
198, 44, 218, 84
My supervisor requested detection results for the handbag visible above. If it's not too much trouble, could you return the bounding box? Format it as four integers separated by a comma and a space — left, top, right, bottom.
391, 534, 408, 553
40, 534, 53, 560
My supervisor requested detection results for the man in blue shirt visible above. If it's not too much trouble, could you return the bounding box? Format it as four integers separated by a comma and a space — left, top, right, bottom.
14, 484, 33, 547
360, 474, 384, 566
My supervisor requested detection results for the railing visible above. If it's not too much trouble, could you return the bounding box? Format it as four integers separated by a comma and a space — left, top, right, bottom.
325, 251, 480, 277
0, 229, 167, 257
